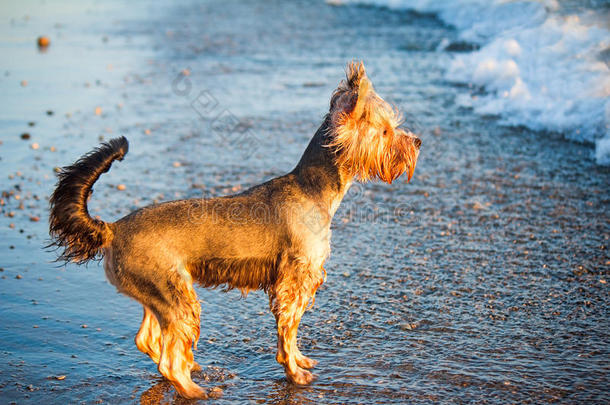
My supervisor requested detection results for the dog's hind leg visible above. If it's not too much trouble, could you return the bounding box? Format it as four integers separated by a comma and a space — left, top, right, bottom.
135, 306, 162, 364
155, 274, 206, 399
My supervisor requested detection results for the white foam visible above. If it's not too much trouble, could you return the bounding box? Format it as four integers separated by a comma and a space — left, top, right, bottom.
333, 0, 610, 164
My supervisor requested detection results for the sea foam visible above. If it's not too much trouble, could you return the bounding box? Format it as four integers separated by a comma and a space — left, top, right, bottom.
332, 0, 610, 164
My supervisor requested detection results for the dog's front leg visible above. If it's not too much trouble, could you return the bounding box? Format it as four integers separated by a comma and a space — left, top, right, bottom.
269, 266, 317, 385
270, 292, 314, 384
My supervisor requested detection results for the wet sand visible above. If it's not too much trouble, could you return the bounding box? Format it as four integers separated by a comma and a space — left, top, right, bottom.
0, 0, 608, 403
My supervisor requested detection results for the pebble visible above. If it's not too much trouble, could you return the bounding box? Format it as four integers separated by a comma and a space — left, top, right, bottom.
209, 387, 223, 398
81, 324, 87, 328
37, 36, 50, 48
116, 184, 126, 191
95, 106, 102, 116
144, 129, 151, 135
55, 375, 66, 380
172, 161, 181, 168
20, 133, 31, 140
30, 216, 40, 222
20, 80, 28, 87
399, 322, 418, 331
46, 110, 54, 115
31, 143, 39, 150
16, 274, 22, 279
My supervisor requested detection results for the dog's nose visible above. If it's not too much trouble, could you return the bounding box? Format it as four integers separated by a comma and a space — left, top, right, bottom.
413, 137, 421, 149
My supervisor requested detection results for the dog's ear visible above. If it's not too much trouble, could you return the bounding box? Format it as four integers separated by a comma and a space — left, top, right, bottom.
329, 61, 371, 117
346, 61, 366, 89
345, 61, 370, 118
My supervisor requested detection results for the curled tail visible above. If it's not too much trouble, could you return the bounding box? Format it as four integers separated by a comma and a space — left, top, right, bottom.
49, 137, 129, 264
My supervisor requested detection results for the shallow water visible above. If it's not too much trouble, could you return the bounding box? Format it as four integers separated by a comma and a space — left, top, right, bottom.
0, 0, 608, 403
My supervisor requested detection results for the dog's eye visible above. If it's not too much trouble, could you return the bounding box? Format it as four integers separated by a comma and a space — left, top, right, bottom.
383, 129, 387, 136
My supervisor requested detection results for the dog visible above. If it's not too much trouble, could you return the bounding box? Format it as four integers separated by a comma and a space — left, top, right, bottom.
48, 62, 421, 399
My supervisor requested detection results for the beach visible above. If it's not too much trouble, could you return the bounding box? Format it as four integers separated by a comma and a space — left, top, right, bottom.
0, 0, 608, 403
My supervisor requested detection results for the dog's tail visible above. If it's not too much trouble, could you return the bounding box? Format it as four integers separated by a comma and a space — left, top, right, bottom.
49, 137, 129, 264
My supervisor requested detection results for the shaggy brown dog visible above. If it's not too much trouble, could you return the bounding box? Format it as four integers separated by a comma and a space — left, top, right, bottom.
49, 62, 421, 399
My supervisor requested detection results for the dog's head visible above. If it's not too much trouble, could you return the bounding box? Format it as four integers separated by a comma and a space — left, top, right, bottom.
327, 61, 421, 183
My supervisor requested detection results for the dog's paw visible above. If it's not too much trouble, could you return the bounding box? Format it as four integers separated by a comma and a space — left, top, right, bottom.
287, 367, 316, 385
296, 355, 318, 369
190, 361, 202, 373
177, 383, 209, 400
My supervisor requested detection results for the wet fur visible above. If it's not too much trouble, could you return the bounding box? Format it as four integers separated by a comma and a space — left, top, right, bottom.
48, 62, 421, 399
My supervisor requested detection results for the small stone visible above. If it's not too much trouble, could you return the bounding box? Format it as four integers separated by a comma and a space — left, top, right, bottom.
46, 110, 54, 115
116, 184, 126, 191
81, 324, 87, 328
144, 129, 151, 135
37, 36, 50, 48
94, 106, 102, 116
20, 133, 31, 140
28, 121, 35, 126
31, 142, 39, 150
209, 387, 223, 398
55, 375, 66, 380
399, 322, 418, 331
30, 216, 40, 222
20, 80, 28, 87
172, 161, 181, 168
16, 274, 22, 279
